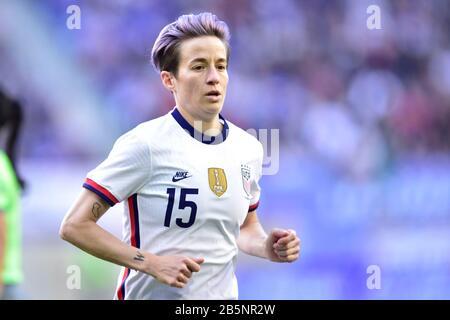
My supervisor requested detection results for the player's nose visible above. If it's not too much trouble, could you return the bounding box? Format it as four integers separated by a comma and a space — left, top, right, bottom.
206, 67, 220, 85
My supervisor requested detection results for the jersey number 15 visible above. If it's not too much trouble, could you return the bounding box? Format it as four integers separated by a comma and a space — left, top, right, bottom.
164, 188, 198, 228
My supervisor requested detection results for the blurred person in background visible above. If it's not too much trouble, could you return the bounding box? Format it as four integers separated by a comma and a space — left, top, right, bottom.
0, 89, 26, 300
60, 12, 300, 300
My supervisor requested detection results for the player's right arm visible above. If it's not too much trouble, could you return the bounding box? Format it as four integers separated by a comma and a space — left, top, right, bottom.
59, 189, 203, 288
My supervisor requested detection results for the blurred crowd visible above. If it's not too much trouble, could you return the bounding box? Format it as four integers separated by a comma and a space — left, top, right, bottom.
1, 0, 449, 179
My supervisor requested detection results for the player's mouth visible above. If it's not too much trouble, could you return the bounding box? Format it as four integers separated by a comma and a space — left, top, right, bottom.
205, 90, 221, 102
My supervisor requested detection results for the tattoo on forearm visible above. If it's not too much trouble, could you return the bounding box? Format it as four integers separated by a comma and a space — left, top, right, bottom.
92, 202, 101, 219
134, 251, 145, 262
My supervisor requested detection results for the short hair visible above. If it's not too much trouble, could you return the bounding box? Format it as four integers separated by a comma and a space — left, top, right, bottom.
151, 12, 231, 76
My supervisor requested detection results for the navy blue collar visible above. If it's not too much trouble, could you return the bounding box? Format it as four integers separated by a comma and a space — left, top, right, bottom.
171, 107, 229, 145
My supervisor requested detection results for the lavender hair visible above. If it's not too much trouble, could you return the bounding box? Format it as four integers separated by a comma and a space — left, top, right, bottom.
151, 12, 231, 76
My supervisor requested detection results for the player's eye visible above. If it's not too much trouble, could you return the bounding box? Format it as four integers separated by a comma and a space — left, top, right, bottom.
217, 65, 227, 71
192, 65, 205, 71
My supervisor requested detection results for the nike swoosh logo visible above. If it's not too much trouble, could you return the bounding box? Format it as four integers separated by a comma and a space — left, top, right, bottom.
172, 175, 192, 182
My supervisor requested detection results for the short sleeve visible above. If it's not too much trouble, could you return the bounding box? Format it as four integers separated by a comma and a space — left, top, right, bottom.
248, 142, 263, 212
83, 130, 151, 206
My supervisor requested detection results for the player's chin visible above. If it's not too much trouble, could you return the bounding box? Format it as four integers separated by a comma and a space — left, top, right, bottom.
202, 100, 224, 114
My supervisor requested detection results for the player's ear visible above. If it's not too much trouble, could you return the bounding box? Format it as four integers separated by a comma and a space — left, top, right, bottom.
160, 71, 176, 92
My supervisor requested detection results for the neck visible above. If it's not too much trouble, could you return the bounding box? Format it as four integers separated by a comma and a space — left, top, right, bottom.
177, 106, 222, 136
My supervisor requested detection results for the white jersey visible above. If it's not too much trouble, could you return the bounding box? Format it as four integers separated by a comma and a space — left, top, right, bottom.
83, 107, 263, 300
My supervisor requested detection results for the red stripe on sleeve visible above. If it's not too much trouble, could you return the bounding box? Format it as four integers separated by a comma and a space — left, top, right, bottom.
248, 201, 259, 212
84, 178, 119, 204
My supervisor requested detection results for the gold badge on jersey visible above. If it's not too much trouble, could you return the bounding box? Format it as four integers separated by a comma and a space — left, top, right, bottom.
208, 168, 227, 197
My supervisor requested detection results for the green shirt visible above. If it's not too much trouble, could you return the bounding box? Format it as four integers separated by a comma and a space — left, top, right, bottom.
0, 150, 23, 284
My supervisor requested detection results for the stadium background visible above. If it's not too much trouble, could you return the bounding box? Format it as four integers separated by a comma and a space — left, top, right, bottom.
1, 0, 449, 299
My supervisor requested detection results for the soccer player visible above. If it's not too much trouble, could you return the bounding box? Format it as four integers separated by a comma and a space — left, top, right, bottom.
60, 12, 300, 300
0, 90, 25, 300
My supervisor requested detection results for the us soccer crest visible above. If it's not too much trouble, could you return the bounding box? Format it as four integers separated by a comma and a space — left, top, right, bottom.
241, 164, 252, 199
208, 168, 227, 197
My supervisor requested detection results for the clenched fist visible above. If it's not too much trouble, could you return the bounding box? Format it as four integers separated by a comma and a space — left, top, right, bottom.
145, 255, 205, 288
265, 229, 300, 263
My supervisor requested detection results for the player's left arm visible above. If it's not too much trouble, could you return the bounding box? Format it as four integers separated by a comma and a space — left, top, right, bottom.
237, 210, 300, 263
